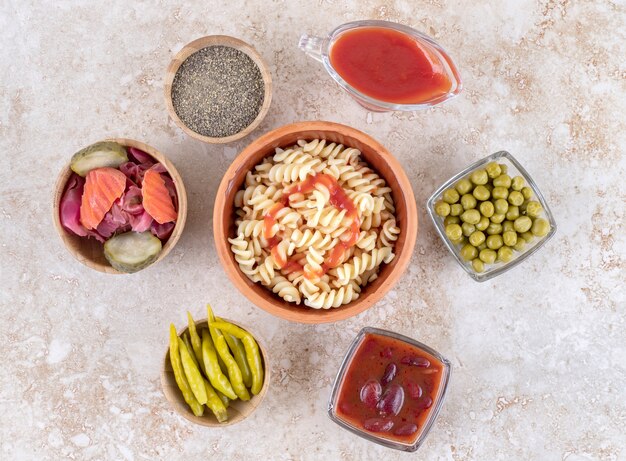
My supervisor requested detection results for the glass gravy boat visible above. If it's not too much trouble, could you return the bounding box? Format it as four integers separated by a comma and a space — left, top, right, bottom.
299, 20, 462, 112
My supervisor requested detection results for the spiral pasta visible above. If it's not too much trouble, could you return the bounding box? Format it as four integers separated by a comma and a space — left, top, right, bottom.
229, 139, 399, 309
304, 282, 361, 309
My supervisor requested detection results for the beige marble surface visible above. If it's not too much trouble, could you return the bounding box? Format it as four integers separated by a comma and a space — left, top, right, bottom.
1, 0, 625, 460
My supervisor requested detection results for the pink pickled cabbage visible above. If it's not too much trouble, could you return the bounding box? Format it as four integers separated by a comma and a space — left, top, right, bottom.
162, 174, 179, 210
120, 185, 144, 214
151, 221, 175, 240
150, 163, 167, 174
119, 161, 151, 186
61, 148, 176, 244
129, 210, 153, 232
128, 147, 155, 165
60, 174, 105, 242
96, 200, 130, 238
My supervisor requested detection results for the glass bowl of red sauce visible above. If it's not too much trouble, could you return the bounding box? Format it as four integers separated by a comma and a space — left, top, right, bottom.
299, 20, 462, 112
328, 327, 451, 452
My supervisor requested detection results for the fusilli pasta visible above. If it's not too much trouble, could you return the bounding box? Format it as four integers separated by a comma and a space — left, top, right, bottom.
229, 139, 399, 309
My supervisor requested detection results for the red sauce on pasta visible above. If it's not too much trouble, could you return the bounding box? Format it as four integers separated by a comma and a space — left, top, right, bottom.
282, 259, 304, 274
265, 235, 281, 251
262, 174, 360, 279
324, 245, 347, 269
264, 203, 284, 240
270, 245, 287, 268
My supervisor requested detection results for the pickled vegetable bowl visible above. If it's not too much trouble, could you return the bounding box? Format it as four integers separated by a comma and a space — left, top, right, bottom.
166, 306, 266, 424
58, 141, 180, 273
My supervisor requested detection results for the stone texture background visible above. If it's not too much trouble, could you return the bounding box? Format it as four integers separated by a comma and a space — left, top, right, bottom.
1, 0, 624, 460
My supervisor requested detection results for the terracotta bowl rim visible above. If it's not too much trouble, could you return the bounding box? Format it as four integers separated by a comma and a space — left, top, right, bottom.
212, 121, 418, 323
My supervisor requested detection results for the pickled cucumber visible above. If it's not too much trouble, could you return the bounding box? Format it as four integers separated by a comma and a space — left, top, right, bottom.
104, 231, 162, 273
70, 141, 128, 177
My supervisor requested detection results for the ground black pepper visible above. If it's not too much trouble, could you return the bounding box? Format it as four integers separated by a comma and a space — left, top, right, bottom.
171, 46, 264, 138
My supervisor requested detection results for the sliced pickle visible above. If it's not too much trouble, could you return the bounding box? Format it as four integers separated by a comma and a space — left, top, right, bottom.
70, 141, 128, 176
104, 231, 162, 273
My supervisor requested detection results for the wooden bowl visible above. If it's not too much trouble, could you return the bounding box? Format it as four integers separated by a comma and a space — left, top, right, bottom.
161, 318, 270, 427
213, 121, 418, 324
52, 138, 188, 274
164, 35, 273, 144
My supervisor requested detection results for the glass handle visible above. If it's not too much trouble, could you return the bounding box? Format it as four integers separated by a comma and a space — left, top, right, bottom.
298, 34, 324, 63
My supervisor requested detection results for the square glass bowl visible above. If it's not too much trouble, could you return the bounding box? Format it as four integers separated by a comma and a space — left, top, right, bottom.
426, 151, 557, 282
328, 327, 451, 452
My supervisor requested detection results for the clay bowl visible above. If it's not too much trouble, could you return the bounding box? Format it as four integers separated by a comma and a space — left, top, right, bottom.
164, 35, 273, 144
213, 121, 418, 324
161, 318, 270, 427
52, 138, 187, 274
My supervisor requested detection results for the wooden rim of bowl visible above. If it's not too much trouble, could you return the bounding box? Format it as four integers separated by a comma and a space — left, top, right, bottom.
163, 35, 273, 144
160, 317, 270, 427
213, 121, 418, 323
52, 138, 188, 274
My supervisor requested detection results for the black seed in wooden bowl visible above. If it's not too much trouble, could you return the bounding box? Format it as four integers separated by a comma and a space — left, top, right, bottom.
171, 46, 265, 138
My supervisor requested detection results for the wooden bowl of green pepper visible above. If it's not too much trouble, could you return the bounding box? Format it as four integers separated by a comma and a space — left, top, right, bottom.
161, 312, 270, 427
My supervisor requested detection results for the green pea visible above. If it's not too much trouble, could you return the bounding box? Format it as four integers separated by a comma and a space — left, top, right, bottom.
508, 190, 524, 206
443, 188, 460, 204
502, 220, 515, 232
511, 176, 525, 191
514, 216, 532, 233
499, 164, 508, 175
494, 199, 509, 214
486, 234, 503, 250
473, 185, 490, 201
477, 243, 487, 251
455, 178, 473, 195
460, 244, 478, 261
521, 231, 534, 243
520, 200, 529, 213
486, 222, 502, 235
444, 216, 460, 226
472, 258, 485, 273
506, 205, 520, 221
485, 162, 502, 179
484, 183, 494, 193
493, 174, 511, 188
476, 216, 490, 231
531, 218, 551, 237
434, 200, 451, 217
462, 222, 476, 237
469, 230, 486, 247
490, 213, 505, 224
497, 246, 514, 263
526, 201, 543, 218
450, 203, 463, 216
470, 169, 489, 185
451, 236, 466, 245
521, 186, 533, 200
492, 186, 509, 200
445, 224, 463, 241
503, 230, 518, 247
479, 248, 497, 264
461, 194, 477, 210
479, 201, 495, 218
513, 238, 526, 252
461, 209, 481, 224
